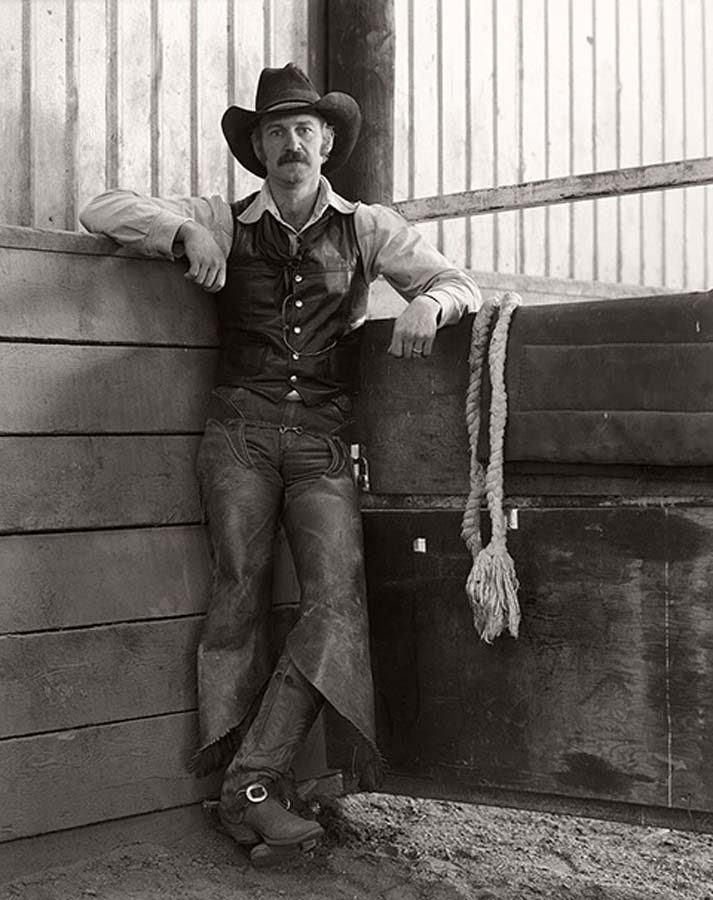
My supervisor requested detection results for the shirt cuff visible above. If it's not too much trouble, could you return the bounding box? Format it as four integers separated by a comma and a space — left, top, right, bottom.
423, 291, 456, 327
145, 210, 194, 259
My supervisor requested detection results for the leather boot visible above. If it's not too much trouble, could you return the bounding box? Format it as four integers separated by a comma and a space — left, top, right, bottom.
219, 780, 324, 848
219, 655, 325, 852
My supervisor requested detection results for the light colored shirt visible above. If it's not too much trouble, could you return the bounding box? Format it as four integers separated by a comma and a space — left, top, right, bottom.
80, 177, 480, 327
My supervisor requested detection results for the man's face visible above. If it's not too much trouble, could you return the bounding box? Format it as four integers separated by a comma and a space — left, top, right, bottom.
253, 112, 333, 186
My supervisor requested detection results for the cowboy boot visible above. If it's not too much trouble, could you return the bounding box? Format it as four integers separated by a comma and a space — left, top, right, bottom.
219, 654, 325, 852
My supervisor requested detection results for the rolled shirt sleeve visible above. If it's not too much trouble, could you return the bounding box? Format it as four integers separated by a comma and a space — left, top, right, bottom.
79, 191, 234, 260
354, 203, 481, 325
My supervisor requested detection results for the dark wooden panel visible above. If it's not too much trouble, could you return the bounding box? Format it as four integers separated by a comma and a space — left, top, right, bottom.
381, 775, 713, 835
0, 435, 201, 532
0, 246, 217, 345
0, 526, 210, 634
0, 713, 216, 841
356, 318, 470, 494
0, 618, 202, 738
0, 344, 216, 434
364, 508, 672, 808
667, 508, 713, 812
505, 465, 713, 499
357, 317, 713, 496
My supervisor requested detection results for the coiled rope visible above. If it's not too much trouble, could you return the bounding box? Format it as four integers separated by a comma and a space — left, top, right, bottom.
461, 291, 522, 643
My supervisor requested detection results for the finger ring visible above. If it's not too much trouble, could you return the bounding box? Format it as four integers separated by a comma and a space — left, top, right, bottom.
412, 349, 423, 355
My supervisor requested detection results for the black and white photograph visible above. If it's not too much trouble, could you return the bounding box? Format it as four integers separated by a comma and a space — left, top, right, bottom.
0, 1, 712, 897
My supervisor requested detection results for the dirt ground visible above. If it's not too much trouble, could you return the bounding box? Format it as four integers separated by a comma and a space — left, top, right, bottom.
2, 793, 712, 900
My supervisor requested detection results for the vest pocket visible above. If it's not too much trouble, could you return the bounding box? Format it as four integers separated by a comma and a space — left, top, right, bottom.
224, 340, 268, 376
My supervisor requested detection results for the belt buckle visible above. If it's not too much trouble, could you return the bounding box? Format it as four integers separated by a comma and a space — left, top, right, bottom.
245, 783, 269, 804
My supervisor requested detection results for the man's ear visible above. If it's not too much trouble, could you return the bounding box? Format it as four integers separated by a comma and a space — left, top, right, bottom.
251, 128, 265, 164
321, 124, 335, 161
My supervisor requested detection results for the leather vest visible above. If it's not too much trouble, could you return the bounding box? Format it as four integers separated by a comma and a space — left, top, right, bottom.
215, 194, 369, 406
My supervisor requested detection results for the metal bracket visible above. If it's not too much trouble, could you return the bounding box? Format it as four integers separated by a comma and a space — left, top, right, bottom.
350, 443, 371, 492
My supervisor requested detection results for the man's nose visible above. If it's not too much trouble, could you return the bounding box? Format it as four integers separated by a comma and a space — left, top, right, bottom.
285, 130, 301, 150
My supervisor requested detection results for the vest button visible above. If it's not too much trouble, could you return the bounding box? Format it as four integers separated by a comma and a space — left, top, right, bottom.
294, 274, 303, 283
292, 353, 300, 360
293, 326, 302, 334
289, 374, 298, 382
295, 299, 304, 308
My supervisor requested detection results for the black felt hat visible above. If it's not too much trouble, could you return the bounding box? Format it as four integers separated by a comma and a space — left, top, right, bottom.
221, 63, 362, 178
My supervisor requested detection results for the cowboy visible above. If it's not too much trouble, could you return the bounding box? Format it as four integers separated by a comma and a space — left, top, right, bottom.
80, 63, 479, 865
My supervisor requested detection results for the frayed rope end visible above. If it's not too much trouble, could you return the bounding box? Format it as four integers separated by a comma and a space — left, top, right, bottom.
465, 542, 521, 643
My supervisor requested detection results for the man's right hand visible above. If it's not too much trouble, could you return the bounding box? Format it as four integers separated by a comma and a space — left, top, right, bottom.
175, 221, 227, 293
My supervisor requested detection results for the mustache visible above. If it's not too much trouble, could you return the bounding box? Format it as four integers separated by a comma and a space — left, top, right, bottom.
278, 149, 310, 166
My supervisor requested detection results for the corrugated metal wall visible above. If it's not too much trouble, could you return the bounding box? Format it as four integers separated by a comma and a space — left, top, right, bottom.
394, 0, 713, 290
1, 0, 710, 291
0, 0, 323, 231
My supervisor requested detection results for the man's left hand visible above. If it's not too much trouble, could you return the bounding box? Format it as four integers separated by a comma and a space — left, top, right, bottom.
388, 295, 441, 359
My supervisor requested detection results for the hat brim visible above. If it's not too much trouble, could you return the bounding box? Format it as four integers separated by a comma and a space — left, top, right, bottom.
221, 92, 361, 178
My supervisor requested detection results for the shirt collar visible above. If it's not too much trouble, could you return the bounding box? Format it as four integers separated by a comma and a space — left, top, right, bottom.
236, 175, 358, 232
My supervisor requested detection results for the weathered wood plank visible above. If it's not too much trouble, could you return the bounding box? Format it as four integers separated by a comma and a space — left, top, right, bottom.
0, 246, 217, 345
367, 268, 668, 319
0, 344, 216, 434
0, 713, 216, 841
0, 618, 201, 738
328, 0, 395, 205
365, 508, 670, 807
668, 508, 713, 812
393, 157, 713, 224
0, 525, 210, 634
0, 435, 201, 532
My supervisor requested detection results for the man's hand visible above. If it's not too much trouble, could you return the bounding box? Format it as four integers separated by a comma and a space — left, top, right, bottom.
388, 295, 441, 359
175, 221, 226, 293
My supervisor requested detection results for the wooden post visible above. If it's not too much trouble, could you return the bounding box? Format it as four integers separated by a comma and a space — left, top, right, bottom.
326, 0, 395, 204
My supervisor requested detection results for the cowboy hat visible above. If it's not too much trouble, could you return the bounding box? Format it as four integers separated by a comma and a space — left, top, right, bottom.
221, 63, 361, 178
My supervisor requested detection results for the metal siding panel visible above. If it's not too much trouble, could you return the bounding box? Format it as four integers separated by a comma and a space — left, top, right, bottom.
662, 0, 686, 289
195, 0, 229, 198
272, 0, 310, 67
570, 0, 595, 282
393, 0, 411, 202
157, 0, 192, 197
0, 0, 27, 225
640, 0, 664, 286
30, 0, 68, 229
618, 0, 642, 285
467, 0, 495, 271
493, 0, 519, 274
440, 0, 468, 268
593, 0, 618, 284
116, 0, 152, 194
682, 0, 707, 290
232, 0, 267, 199
545, 0, 571, 279
520, 0, 547, 278
75, 0, 107, 226
410, 0, 439, 248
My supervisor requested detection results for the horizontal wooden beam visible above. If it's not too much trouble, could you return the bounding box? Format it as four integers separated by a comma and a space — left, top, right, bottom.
394, 156, 713, 223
